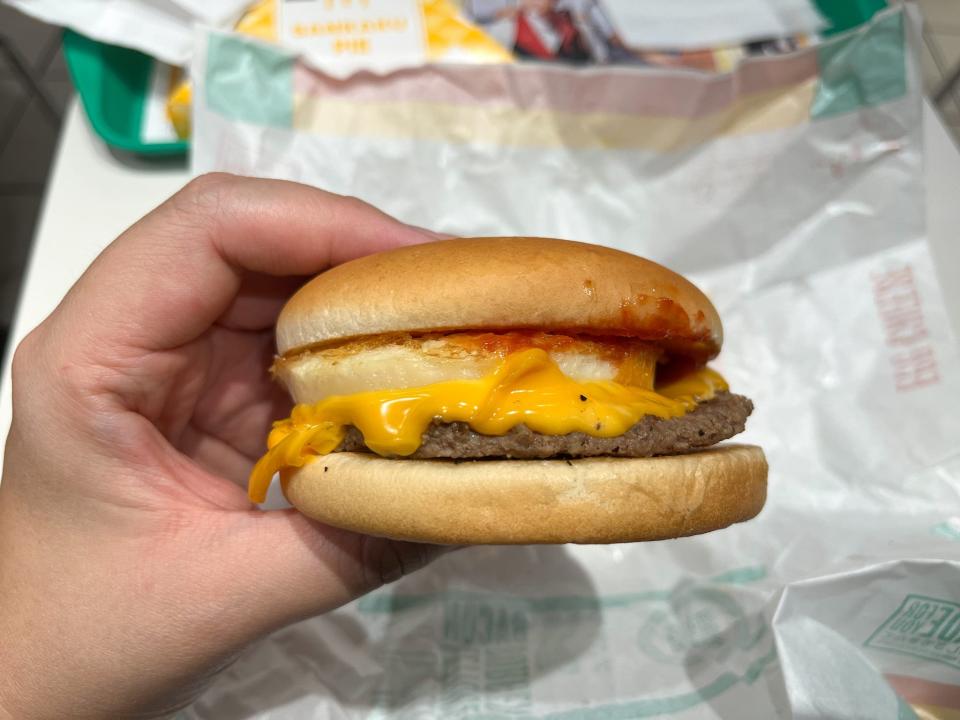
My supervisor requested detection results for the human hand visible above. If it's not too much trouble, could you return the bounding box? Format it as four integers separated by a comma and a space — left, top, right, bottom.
0, 174, 447, 719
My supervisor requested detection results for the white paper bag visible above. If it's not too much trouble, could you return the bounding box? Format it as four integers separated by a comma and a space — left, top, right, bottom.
186, 7, 960, 718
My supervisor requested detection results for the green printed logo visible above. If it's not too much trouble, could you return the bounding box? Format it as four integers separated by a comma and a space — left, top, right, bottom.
865, 594, 960, 670
638, 588, 756, 667
442, 599, 529, 647
440, 599, 532, 716
359, 565, 772, 719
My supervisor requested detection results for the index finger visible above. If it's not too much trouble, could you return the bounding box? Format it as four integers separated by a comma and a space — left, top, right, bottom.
52, 173, 437, 353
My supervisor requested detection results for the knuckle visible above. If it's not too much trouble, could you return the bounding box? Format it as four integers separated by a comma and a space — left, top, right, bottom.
335, 193, 379, 222
9, 326, 43, 387
353, 536, 441, 592
174, 172, 238, 221
8, 325, 54, 431
358, 536, 407, 589
184, 171, 237, 196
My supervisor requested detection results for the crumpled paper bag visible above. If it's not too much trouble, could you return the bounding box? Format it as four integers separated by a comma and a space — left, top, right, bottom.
185, 6, 960, 718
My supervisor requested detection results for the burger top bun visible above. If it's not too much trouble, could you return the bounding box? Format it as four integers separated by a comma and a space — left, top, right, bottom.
277, 237, 723, 360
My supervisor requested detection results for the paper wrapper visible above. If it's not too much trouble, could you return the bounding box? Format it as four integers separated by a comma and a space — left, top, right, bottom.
186, 6, 960, 718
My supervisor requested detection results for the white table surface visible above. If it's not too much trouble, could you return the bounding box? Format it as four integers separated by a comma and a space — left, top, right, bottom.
1, 96, 959, 468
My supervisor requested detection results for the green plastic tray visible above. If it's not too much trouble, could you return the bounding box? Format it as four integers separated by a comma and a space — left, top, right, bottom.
60, 0, 884, 158
62, 29, 188, 156
815, 0, 888, 37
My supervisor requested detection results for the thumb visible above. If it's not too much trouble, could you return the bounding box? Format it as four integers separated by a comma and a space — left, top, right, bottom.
214, 509, 449, 635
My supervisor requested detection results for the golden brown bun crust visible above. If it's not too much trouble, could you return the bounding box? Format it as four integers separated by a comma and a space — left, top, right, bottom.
281, 444, 767, 544
277, 238, 723, 360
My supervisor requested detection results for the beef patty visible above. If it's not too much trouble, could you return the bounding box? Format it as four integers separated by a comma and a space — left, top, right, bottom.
335, 391, 753, 459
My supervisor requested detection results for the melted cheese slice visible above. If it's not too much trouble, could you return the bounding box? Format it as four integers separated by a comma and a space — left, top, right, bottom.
248, 348, 727, 502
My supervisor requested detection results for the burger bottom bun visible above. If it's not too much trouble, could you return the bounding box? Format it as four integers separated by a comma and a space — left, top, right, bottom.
281, 445, 767, 544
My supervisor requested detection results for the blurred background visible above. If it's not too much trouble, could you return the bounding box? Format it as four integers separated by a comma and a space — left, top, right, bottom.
0, 0, 958, 359
0, 3, 73, 358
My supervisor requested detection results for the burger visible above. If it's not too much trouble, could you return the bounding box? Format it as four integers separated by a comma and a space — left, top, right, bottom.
249, 237, 767, 544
